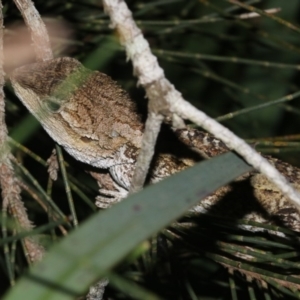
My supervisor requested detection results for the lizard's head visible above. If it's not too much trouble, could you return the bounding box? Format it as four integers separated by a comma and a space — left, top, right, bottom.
10, 57, 89, 119
10, 56, 144, 165
10, 57, 99, 155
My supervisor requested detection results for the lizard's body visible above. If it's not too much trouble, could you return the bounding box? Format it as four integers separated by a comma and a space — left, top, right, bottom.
11, 57, 190, 203
10, 57, 300, 231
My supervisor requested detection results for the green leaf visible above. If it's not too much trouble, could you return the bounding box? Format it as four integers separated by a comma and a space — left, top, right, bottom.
3, 152, 252, 300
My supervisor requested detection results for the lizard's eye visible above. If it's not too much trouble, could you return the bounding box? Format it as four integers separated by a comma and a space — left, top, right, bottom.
44, 96, 62, 112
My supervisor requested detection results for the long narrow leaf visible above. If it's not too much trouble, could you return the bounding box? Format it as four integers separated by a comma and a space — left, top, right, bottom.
4, 152, 252, 300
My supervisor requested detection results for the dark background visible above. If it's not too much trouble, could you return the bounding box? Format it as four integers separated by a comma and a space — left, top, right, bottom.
2, 1, 300, 299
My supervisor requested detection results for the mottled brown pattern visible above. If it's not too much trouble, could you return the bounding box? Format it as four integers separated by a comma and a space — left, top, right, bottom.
46, 149, 59, 181
179, 129, 300, 231
251, 172, 300, 232
175, 128, 229, 158
12, 57, 143, 150
10, 57, 193, 205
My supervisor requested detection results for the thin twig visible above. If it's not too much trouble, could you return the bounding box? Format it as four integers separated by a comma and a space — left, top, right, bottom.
103, 0, 300, 211
238, 8, 281, 20
227, 0, 300, 34
56, 145, 78, 227
129, 112, 164, 194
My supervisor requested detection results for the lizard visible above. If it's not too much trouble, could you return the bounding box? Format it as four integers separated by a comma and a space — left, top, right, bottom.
10, 57, 300, 232
10, 57, 192, 204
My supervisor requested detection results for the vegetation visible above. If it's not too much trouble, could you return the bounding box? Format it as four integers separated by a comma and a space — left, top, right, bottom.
2, 0, 300, 299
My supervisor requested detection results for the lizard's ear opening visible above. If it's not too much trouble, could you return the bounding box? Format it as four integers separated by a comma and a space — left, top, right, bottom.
44, 96, 62, 112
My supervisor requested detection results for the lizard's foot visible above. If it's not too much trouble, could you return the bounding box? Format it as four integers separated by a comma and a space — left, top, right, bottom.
95, 184, 128, 208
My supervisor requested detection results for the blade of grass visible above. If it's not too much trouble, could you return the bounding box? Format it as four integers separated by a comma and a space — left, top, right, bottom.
3, 151, 252, 300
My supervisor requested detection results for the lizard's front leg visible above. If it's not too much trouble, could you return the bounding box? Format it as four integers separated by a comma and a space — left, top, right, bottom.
95, 152, 195, 208
95, 144, 137, 208
95, 163, 134, 208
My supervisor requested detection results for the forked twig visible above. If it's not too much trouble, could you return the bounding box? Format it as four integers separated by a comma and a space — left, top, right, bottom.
103, 0, 300, 211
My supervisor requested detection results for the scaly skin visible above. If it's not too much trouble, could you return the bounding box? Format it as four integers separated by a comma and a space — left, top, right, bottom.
11, 57, 300, 231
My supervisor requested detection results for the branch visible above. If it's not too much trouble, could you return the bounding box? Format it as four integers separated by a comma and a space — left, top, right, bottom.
2, 0, 55, 262
103, 0, 300, 211
0, 1, 45, 263
129, 112, 163, 194
103, 0, 183, 193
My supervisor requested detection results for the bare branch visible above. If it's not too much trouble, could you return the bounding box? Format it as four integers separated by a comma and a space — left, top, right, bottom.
129, 112, 163, 194
103, 0, 300, 210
